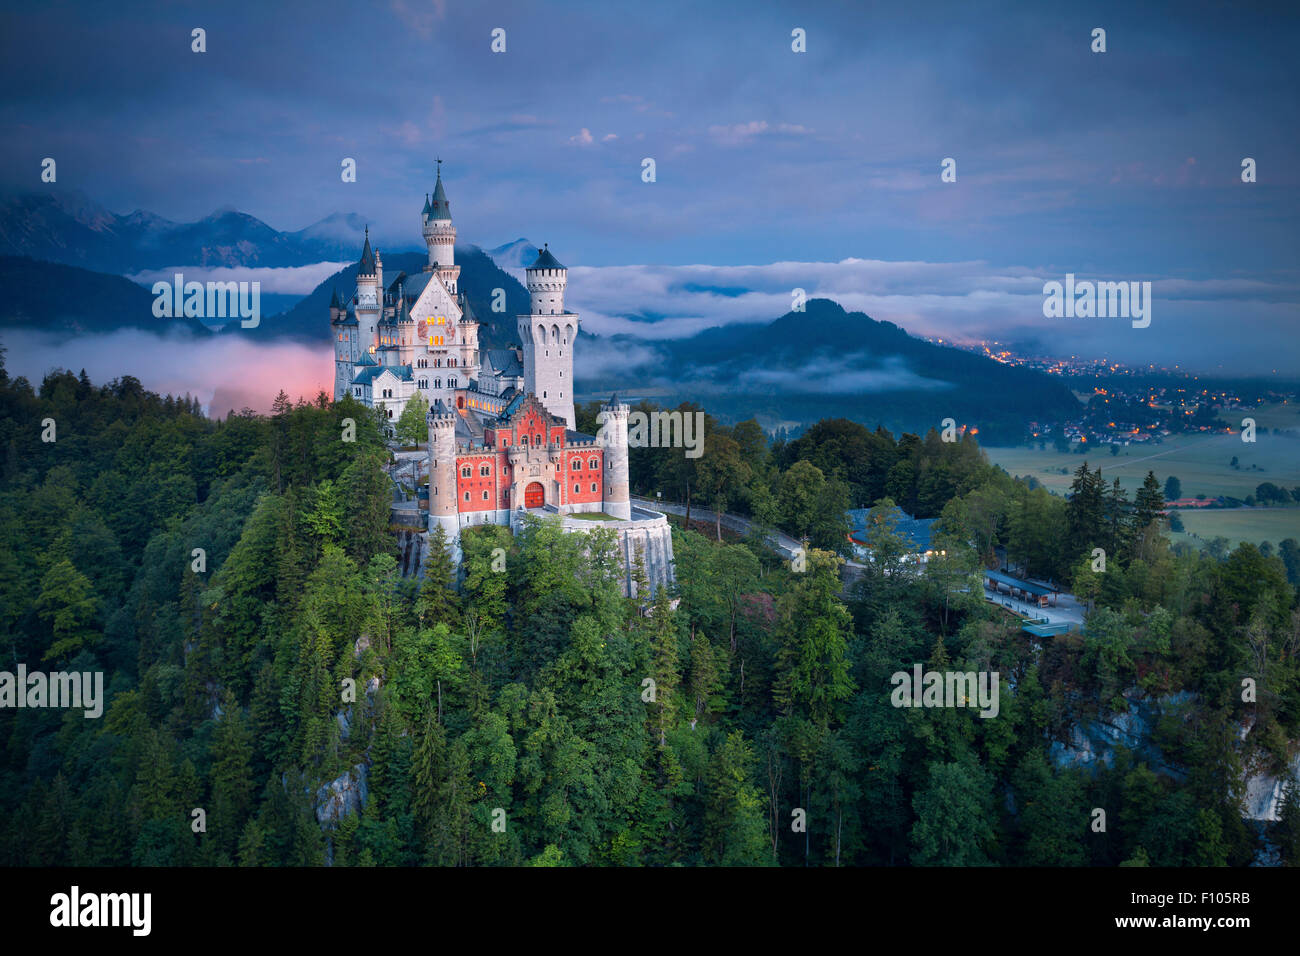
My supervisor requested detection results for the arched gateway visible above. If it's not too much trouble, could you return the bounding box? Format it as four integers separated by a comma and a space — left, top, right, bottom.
524, 482, 544, 509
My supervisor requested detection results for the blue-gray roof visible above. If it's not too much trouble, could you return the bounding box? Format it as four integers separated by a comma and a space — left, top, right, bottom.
528, 244, 565, 271
500, 392, 526, 419
985, 569, 1057, 597
484, 348, 523, 377
430, 174, 450, 218
400, 270, 436, 300
358, 230, 376, 274
847, 506, 935, 553
352, 364, 413, 386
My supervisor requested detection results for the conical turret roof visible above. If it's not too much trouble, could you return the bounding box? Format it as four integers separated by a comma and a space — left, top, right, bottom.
358, 227, 376, 275
527, 243, 565, 271
430, 166, 450, 219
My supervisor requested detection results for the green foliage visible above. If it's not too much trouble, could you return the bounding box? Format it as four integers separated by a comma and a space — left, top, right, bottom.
2, 362, 1295, 869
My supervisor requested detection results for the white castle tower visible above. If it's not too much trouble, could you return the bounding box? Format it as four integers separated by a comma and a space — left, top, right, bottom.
600, 394, 632, 520
355, 227, 381, 349
519, 243, 578, 428
329, 288, 361, 400
421, 159, 459, 295
426, 399, 461, 560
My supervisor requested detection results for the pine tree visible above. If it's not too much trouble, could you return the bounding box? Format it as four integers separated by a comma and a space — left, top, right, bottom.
1133, 470, 1165, 533
648, 587, 681, 745
209, 691, 255, 856
416, 524, 460, 628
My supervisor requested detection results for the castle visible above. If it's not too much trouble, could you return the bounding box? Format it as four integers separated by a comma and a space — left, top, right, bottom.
331, 165, 674, 595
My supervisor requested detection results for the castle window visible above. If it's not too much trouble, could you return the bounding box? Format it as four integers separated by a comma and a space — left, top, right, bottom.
354, 387, 361, 397
572, 459, 582, 470
480, 465, 491, 477
464, 492, 470, 501
450, 378, 457, 388
574, 484, 580, 494
482, 491, 489, 501
589, 458, 598, 470
461, 466, 471, 478
591, 483, 597, 493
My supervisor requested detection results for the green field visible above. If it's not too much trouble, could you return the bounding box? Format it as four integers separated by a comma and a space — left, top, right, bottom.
986, 430, 1300, 501
984, 403, 1300, 549
1170, 507, 1300, 550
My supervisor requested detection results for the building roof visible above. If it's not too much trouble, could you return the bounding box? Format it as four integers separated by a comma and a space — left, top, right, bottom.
984, 569, 1057, 597
528, 243, 565, 271
430, 172, 450, 219
500, 392, 526, 419
352, 364, 413, 386
458, 291, 478, 324
400, 270, 436, 300
483, 348, 524, 378
422, 193, 431, 217
358, 228, 376, 275
847, 506, 935, 553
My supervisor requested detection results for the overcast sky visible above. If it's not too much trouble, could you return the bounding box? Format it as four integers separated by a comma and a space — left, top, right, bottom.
2, 0, 1298, 380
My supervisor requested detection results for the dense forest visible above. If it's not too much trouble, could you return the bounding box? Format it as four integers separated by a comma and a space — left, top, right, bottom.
2, 355, 1299, 867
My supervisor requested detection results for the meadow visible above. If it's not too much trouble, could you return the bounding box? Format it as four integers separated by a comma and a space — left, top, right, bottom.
984, 403, 1300, 548
1170, 507, 1300, 550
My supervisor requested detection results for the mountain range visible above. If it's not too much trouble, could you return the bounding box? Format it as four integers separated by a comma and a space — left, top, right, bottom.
0, 190, 1080, 439
0, 189, 385, 272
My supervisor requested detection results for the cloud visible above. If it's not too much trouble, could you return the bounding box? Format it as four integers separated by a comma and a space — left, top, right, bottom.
706, 121, 813, 146
388, 0, 447, 39
736, 354, 952, 395
127, 261, 352, 295
559, 258, 1300, 375
569, 128, 594, 145
3, 327, 332, 416
708, 121, 770, 145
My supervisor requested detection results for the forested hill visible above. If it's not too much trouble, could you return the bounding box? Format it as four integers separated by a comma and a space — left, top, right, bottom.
0, 256, 210, 336
2, 359, 1298, 867
580, 298, 1081, 444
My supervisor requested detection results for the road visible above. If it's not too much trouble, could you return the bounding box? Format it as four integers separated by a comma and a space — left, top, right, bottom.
633, 496, 868, 568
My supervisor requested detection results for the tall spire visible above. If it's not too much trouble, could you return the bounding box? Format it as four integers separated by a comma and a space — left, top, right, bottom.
358, 226, 375, 275
431, 160, 450, 219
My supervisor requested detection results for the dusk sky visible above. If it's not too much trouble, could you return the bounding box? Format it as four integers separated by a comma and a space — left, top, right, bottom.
2, 0, 1298, 386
